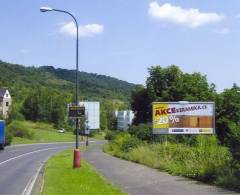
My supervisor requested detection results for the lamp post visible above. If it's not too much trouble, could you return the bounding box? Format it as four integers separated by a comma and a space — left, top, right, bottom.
40, 6, 81, 168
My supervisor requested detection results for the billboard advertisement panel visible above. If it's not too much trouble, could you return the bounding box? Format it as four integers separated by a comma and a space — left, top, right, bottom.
152, 102, 215, 134
79, 101, 100, 130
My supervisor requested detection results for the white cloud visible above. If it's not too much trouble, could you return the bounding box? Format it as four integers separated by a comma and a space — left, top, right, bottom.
148, 2, 225, 28
59, 22, 104, 37
19, 49, 30, 54
213, 28, 230, 35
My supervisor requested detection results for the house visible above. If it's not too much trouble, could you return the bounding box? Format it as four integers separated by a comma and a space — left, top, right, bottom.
115, 110, 134, 130
0, 89, 11, 118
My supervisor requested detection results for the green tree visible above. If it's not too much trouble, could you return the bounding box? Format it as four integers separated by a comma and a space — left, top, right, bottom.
146, 65, 183, 101
21, 88, 43, 121
131, 65, 216, 125
215, 84, 240, 159
131, 85, 151, 125
21, 87, 66, 127
100, 100, 126, 130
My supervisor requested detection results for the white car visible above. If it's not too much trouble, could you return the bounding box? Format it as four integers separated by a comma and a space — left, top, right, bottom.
57, 128, 65, 133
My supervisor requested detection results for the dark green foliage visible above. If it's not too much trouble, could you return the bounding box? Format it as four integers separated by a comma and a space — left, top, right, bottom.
39, 66, 135, 101
7, 121, 34, 139
146, 65, 216, 102
105, 130, 119, 140
119, 135, 142, 152
107, 133, 143, 152
4, 129, 13, 146
146, 65, 183, 101
21, 87, 66, 127
129, 123, 152, 141
215, 85, 240, 160
131, 86, 151, 124
6, 103, 24, 125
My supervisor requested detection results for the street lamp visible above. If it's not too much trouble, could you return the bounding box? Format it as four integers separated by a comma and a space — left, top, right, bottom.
40, 6, 81, 168
40, 7, 53, 12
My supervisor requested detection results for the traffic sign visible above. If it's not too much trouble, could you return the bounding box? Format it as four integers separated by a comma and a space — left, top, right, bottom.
68, 106, 85, 118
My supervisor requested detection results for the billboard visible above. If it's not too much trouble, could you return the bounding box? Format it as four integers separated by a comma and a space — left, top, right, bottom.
152, 102, 215, 134
79, 102, 100, 130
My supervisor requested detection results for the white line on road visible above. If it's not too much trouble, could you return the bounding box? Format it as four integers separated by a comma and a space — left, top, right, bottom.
9, 140, 96, 148
0, 147, 66, 166
9, 142, 74, 148
21, 163, 44, 195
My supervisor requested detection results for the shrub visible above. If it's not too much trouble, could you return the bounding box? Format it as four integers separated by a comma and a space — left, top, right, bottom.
5, 129, 13, 146
120, 135, 143, 152
108, 133, 142, 152
7, 121, 34, 139
129, 123, 152, 141
105, 130, 119, 141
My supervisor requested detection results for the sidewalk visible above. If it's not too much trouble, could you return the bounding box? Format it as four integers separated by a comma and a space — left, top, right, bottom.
82, 145, 238, 195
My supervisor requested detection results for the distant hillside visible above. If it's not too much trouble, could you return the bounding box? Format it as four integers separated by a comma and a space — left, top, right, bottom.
0, 60, 136, 102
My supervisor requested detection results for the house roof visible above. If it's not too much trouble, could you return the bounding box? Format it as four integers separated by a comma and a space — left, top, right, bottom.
0, 89, 7, 98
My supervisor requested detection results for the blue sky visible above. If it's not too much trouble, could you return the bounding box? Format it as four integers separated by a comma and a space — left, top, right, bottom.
1, 0, 240, 91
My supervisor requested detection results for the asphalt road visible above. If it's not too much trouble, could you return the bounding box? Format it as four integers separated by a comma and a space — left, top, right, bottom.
82, 145, 239, 195
0, 142, 75, 195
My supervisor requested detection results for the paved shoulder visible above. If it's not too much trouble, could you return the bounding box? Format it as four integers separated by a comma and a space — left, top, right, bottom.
82, 145, 238, 195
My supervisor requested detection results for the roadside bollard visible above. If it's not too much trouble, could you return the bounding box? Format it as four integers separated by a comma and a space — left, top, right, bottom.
73, 149, 81, 168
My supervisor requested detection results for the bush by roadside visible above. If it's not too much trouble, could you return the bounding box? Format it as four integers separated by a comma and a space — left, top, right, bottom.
105, 130, 121, 141
129, 123, 152, 141
7, 121, 34, 139
5, 129, 13, 146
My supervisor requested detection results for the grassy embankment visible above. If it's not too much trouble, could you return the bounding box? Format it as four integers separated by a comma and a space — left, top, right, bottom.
7, 121, 75, 145
104, 133, 240, 191
42, 149, 127, 195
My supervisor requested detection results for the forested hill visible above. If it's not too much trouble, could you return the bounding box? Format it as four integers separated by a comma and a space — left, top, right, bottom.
0, 60, 136, 102
39, 66, 135, 100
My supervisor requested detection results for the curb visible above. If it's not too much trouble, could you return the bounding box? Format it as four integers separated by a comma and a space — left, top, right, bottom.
31, 164, 45, 195
22, 163, 46, 195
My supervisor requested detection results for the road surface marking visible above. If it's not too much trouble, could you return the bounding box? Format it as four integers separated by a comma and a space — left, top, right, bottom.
21, 163, 44, 195
9, 142, 75, 148
0, 146, 67, 166
9, 140, 95, 148
9, 149, 21, 153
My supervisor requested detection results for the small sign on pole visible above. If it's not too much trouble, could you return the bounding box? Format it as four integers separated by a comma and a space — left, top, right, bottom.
68, 106, 85, 118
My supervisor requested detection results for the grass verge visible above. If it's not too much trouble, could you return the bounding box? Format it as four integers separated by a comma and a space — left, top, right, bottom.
9, 121, 75, 145
92, 131, 106, 140
42, 149, 127, 195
